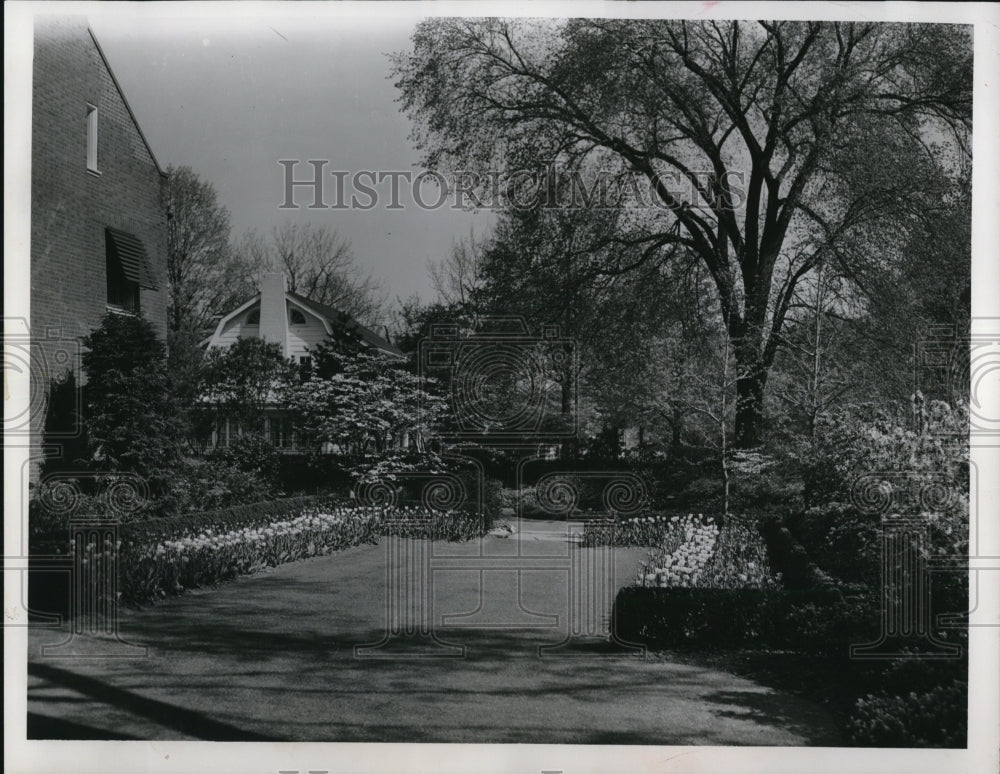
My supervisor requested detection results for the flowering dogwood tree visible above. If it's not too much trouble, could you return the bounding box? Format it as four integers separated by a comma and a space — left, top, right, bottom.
284, 345, 449, 481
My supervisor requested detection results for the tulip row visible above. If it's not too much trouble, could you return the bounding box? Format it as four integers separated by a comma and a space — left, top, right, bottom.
634, 514, 778, 590
109, 503, 481, 604
580, 511, 693, 547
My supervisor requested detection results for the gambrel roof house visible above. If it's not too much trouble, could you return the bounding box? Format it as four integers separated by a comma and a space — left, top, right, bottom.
203, 272, 403, 363
202, 272, 402, 451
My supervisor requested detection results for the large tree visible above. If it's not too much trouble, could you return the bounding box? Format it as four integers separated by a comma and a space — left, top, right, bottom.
165, 165, 238, 335
393, 19, 971, 447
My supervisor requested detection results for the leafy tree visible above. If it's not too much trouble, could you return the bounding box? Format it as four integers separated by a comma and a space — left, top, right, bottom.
393, 19, 972, 447
80, 313, 183, 477
769, 260, 860, 440
165, 166, 245, 448
202, 337, 296, 441
285, 345, 448, 465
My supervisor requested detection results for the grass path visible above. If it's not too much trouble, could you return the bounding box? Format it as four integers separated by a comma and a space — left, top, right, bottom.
28, 519, 841, 744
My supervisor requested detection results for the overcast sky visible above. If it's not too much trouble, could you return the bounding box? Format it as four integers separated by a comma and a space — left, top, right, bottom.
87, 9, 493, 310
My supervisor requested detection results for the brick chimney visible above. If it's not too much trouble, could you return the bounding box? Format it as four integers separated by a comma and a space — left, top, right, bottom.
258, 272, 288, 356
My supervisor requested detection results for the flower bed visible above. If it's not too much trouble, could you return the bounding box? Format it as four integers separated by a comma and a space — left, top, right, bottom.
581, 511, 688, 546
585, 512, 777, 589
118, 505, 385, 603
382, 507, 490, 542
636, 514, 721, 588
637, 515, 778, 590
32, 493, 498, 606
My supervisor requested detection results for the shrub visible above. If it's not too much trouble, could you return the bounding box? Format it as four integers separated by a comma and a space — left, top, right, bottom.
612, 586, 844, 651
29, 482, 117, 542
155, 457, 276, 516
276, 454, 352, 495
791, 502, 881, 585
728, 450, 804, 515
678, 476, 723, 509
80, 313, 185, 478
797, 402, 969, 585
448, 469, 503, 531
28, 475, 158, 547
846, 679, 967, 747
209, 436, 281, 490
758, 514, 839, 590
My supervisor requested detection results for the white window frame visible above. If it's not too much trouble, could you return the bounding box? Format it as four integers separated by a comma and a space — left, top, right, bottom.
86, 104, 99, 173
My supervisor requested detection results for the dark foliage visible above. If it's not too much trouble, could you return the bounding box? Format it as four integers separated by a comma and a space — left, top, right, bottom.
80, 313, 185, 478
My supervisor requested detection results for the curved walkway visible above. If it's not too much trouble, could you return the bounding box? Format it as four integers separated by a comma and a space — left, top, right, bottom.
28, 519, 841, 744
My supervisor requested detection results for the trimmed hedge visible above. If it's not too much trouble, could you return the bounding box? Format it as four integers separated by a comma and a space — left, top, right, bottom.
612, 586, 855, 653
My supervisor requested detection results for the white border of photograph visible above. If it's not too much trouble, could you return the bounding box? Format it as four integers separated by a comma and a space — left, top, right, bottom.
5, 2, 998, 773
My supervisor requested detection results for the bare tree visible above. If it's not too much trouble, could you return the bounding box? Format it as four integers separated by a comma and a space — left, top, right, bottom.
232, 223, 386, 324
427, 229, 486, 306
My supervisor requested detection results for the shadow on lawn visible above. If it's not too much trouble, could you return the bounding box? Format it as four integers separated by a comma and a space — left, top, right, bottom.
702, 688, 842, 746
27, 712, 142, 740
28, 662, 281, 741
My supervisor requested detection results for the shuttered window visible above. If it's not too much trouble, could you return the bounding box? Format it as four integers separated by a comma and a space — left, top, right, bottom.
105, 228, 157, 314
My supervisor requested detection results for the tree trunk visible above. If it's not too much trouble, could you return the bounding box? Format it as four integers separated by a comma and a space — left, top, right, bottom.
669, 411, 684, 449
733, 364, 767, 449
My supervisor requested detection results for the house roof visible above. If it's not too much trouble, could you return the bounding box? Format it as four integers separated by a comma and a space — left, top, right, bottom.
286, 291, 404, 356
203, 290, 404, 357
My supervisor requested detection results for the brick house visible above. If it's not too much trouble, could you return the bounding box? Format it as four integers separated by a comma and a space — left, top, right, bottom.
202, 272, 403, 450
30, 16, 168, 472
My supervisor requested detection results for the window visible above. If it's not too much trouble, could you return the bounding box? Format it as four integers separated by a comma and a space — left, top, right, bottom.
298, 355, 312, 375
104, 228, 157, 313
289, 308, 307, 326
268, 416, 296, 449
246, 308, 260, 325
106, 241, 140, 314
86, 105, 99, 172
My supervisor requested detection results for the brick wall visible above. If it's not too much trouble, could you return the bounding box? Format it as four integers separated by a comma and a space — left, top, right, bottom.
30, 15, 169, 475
